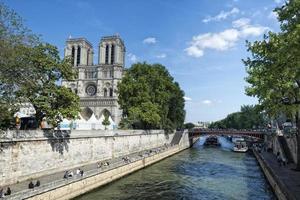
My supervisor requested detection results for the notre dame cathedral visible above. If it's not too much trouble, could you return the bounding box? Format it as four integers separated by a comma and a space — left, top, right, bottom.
62, 35, 125, 126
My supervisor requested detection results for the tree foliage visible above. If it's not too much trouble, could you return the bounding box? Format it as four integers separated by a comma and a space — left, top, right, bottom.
118, 62, 185, 131
102, 110, 110, 130
209, 105, 266, 129
0, 3, 80, 129
184, 122, 195, 130
243, 0, 300, 168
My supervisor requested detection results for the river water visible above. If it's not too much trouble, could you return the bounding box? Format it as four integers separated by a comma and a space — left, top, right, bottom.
76, 137, 276, 200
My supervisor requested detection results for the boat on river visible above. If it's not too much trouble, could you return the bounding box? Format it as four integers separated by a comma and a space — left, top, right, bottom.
204, 136, 220, 147
232, 138, 248, 152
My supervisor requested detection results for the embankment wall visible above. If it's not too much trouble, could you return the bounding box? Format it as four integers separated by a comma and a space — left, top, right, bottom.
0, 130, 175, 186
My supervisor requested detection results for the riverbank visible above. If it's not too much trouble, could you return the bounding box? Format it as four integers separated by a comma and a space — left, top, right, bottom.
1, 130, 196, 199
253, 150, 300, 200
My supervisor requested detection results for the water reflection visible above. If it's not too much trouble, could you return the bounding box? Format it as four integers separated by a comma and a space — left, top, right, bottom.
75, 136, 275, 200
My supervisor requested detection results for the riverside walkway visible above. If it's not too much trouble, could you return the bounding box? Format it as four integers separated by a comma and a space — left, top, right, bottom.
256, 151, 300, 200
1, 144, 175, 200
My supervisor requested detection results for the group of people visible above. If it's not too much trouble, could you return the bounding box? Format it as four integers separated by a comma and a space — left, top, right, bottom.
63, 168, 84, 179
122, 156, 131, 163
0, 187, 11, 198
28, 180, 40, 189
97, 161, 110, 169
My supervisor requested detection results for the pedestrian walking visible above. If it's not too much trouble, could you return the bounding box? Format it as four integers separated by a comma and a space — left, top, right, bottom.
276, 152, 282, 166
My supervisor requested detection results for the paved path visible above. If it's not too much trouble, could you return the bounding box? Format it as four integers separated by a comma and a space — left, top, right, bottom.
0, 145, 172, 199
259, 151, 300, 200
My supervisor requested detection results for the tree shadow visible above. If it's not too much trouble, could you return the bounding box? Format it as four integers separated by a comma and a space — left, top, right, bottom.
43, 130, 71, 155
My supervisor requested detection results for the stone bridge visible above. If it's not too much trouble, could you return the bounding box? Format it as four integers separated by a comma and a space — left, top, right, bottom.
189, 128, 266, 139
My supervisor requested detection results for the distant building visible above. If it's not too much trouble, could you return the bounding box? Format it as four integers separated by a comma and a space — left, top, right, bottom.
62, 35, 125, 126
195, 121, 211, 129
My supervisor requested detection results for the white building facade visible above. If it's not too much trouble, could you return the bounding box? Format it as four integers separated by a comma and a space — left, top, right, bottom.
62, 35, 125, 126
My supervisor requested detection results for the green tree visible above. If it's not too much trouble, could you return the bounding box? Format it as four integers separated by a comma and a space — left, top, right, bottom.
184, 122, 195, 130
209, 105, 266, 130
243, 0, 300, 169
0, 3, 80, 129
102, 111, 111, 130
118, 62, 185, 131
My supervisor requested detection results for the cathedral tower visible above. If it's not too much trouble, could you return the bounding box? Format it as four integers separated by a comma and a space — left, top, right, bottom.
64, 38, 94, 66
98, 35, 125, 66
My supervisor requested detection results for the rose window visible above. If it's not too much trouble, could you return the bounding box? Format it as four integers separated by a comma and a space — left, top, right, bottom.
86, 85, 97, 96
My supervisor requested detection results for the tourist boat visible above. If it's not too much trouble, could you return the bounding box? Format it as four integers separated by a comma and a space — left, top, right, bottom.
204, 136, 220, 146
232, 140, 248, 152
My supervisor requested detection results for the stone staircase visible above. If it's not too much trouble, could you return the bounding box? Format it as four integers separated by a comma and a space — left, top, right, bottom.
170, 131, 183, 145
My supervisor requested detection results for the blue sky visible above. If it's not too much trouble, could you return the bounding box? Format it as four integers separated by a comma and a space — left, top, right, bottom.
4, 0, 283, 123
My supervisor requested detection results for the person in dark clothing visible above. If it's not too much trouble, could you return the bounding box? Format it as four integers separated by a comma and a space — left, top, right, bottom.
28, 181, 34, 189
63, 171, 68, 179
80, 169, 84, 177
35, 180, 40, 187
0, 188, 4, 198
4, 187, 11, 196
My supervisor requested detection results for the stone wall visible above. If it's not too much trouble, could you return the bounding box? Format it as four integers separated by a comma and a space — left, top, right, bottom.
0, 130, 175, 186
6, 130, 192, 200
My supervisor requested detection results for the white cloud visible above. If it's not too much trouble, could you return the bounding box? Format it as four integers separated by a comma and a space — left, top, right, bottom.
202, 100, 212, 105
143, 37, 157, 44
184, 96, 192, 101
156, 53, 167, 58
203, 7, 240, 23
127, 53, 138, 63
232, 18, 251, 28
185, 18, 269, 58
185, 46, 204, 58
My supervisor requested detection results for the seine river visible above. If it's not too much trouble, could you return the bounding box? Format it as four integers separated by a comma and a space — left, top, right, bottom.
76, 137, 275, 200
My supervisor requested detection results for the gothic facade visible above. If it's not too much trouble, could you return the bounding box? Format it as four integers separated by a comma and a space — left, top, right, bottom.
62, 35, 125, 125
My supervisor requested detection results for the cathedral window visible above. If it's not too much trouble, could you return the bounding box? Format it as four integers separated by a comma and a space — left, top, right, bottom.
85, 69, 97, 79
109, 88, 113, 97
77, 46, 81, 66
111, 44, 115, 64
71, 46, 75, 66
104, 88, 108, 97
105, 45, 109, 64
86, 84, 97, 96
109, 70, 113, 78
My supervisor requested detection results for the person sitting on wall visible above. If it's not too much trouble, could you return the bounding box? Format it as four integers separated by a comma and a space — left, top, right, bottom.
68, 171, 74, 178
80, 169, 84, 177
35, 180, 40, 187
28, 181, 34, 189
76, 168, 81, 176
5, 187, 11, 196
